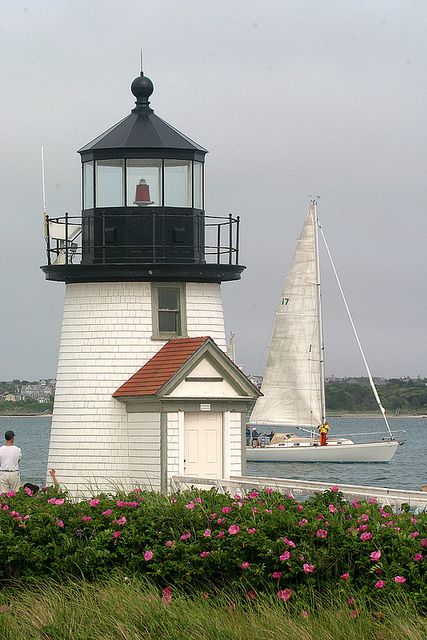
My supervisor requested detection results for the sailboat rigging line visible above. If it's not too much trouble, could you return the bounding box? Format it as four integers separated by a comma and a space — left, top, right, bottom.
317, 222, 394, 440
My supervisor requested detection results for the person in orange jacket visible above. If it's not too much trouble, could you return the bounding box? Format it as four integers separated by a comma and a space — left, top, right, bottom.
318, 421, 330, 446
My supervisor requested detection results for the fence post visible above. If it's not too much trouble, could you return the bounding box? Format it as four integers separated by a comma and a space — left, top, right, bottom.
236, 216, 240, 265
46, 215, 51, 265
65, 212, 69, 264
228, 213, 232, 265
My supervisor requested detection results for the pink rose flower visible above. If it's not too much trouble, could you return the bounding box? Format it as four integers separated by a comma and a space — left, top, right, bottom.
330, 485, 339, 493
162, 587, 172, 604
102, 509, 112, 516
299, 519, 308, 526
272, 571, 282, 579
247, 527, 257, 534
116, 516, 126, 525
144, 550, 153, 561
116, 500, 125, 507
297, 505, 304, 512
248, 491, 258, 499
200, 551, 210, 559
283, 537, 296, 548
195, 497, 203, 503
413, 553, 423, 561
350, 609, 358, 619
340, 572, 350, 580
24, 486, 33, 496
328, 504, 336, 513
240, 561, 250, 569
375, 580, 385, 589
265, 487, 273, 495
57, 519, 64, 528
89, 499, 100, 507
394, 576, 406, 584
180, 532, 191, 541
82, 515, 92, 523
360, 532, 373, 541
279, 551, 291, 561
6, 491, 16, 498
351, 499, 359, 508
203, 529, 211, 537
370, 550, 382, 562
113, 530, 121, 539
301, 610, 310, 618
216, 531, 224, 539
185, 501, 195, 510
217, 517, 225, 525
277, 504, 285, 511
303, 563, 315, 574
165, 540, 174, 547
228, 524, 240, 535
410, 531, 419, 538
277, 588, 292, 602
221, 506, 231, 513
420, 538, 427, 548
316, 529, 328, 539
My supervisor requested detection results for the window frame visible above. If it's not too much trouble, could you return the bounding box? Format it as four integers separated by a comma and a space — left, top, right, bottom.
151, 282, 187, 340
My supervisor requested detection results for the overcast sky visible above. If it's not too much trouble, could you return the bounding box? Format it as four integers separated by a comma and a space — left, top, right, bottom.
1, 0, 426, 381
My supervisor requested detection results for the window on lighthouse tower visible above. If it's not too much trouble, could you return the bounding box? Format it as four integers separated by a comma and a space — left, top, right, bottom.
151, 283, 187, 339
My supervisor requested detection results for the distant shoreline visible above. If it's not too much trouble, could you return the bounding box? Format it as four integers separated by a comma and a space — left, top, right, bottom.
0, 413, 426, 420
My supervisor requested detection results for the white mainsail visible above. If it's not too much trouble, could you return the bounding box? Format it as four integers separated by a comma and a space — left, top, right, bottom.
250, 204, 324, 427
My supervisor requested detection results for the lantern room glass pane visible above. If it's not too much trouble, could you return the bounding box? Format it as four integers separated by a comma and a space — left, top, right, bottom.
193, 161, 204, 209
164, 160, 191, 207
95, 159, 124, 207
127, 159, 162, 206
83, 161, 94, 209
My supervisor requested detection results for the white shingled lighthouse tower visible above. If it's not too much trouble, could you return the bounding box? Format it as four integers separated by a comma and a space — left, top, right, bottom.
42, 70, 258, 495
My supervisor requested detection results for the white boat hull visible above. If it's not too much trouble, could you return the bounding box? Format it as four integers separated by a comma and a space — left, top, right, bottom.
246, 440, 399, 463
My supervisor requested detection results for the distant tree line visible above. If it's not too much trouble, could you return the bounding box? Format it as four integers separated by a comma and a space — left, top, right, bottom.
325, 378, 427, 415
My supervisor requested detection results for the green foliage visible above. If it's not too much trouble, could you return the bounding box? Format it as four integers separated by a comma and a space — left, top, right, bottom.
0, 485, 426, 613
325, 377, 427, 414
1, 575, 427, 639
0, 400, 53, 415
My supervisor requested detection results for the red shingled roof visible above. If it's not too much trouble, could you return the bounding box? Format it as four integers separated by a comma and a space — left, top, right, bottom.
113, 337, 211, 398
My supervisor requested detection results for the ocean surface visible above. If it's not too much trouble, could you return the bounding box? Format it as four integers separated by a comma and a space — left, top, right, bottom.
1, 416, 426, 491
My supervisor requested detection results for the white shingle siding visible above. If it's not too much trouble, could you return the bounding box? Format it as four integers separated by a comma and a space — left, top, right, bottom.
48, 281, 226, 496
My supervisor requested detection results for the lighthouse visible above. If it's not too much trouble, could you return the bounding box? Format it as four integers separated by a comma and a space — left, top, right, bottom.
42, 71, 259, 495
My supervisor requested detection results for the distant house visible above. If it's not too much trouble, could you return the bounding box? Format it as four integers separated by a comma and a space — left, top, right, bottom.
3, 393, 16, 402
37, 397, 49, 404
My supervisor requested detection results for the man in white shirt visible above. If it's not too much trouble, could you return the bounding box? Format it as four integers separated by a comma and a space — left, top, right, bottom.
0, 430, 22, 493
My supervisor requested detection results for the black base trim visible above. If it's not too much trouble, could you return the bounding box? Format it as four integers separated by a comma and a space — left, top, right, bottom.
41, 263, 245, 284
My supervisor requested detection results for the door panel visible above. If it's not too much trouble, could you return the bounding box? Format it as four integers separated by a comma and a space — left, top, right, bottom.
184, 412, 222, 478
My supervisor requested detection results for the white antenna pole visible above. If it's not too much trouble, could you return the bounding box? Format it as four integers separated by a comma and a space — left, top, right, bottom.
41, 145, 48, 239
140, 48, 143, 74
318, 223, 394, 439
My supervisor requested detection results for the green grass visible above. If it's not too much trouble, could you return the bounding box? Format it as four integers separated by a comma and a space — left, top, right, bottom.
0, 576, 426, 640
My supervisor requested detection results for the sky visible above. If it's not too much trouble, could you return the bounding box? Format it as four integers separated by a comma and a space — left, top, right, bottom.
1, 0, 426, 381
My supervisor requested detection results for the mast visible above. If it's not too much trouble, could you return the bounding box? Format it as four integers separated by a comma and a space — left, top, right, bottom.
313, 200, 326, 423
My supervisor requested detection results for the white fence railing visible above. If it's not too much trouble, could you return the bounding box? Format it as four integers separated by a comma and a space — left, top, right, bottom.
170, 475, 427, 510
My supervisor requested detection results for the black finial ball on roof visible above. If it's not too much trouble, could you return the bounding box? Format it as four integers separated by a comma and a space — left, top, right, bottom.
131, 73, 154, 99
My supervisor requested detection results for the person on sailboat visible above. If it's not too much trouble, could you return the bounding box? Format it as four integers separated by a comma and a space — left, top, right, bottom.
251, 427, 261, 448
318, 421, 330, 446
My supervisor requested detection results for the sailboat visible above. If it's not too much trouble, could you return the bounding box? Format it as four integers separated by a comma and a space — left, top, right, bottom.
247, 202, 400, 463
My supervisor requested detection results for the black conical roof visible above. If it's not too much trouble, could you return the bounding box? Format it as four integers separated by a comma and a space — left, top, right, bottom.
78, 72, 207, 159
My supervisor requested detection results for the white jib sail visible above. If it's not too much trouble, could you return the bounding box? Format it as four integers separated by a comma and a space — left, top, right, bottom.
250, 204, 324, 427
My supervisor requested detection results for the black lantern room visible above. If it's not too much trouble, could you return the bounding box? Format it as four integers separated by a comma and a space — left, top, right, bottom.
42, 71, 244, 284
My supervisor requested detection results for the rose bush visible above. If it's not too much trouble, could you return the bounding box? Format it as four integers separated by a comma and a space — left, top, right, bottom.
0, 485, 426, 606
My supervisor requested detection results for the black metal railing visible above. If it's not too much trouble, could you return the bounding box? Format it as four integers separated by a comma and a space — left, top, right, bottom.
45, 211, 240, 267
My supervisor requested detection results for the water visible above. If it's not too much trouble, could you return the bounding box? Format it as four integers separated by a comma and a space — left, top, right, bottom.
0, 416, 426, 491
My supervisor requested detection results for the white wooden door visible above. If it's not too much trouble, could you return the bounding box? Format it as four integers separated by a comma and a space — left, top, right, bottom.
184, 412, 223, 478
